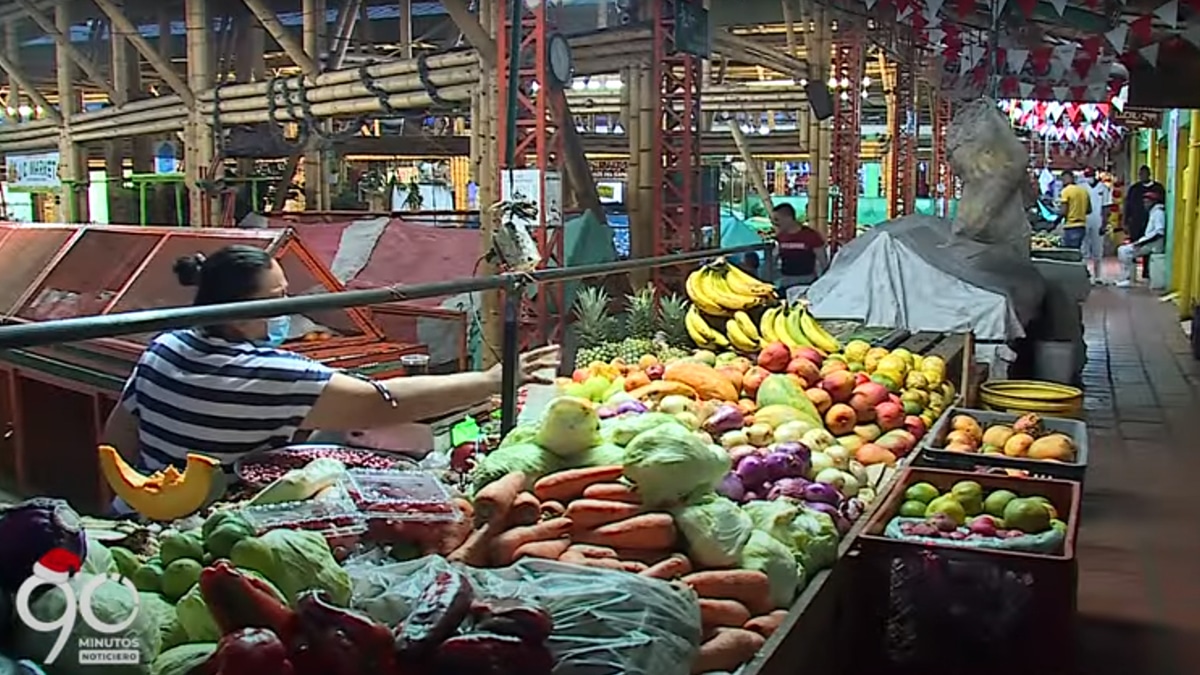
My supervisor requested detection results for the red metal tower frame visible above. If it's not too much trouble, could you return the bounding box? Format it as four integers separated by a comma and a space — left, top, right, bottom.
931, 97, 955, 217
887, 62, 917, 218
495, 0, 566, 345
829, 34, 864, 249
650, 0, 703, 283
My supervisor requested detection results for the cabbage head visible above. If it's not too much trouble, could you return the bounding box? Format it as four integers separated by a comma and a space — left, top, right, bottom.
623, 425, 731, 507
743, 501, 839, 572
469, 443, 565, 495
138, 593, 183, 651
601, 412, 684, 447
740, 530, 804, 608
14, 573, 160, 675
82, 539, 118, 576
176, 570, 284, 643
230, 529, 352, 605
568, 442, 625, 468
498, 424, 539, 449
673, 495, 753, 568
150, 643, 216, 675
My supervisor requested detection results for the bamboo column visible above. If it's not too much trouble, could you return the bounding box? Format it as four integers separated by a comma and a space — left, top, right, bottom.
106, 12, 135, 224
185, 0, 215, 225
801, 2, 820, 229
625, 64, 641, 273
813, 7, 832, 234
55, 3, 87, 223
303, 0, 330, 211
235, 10, 266, 180
477, 0, 502, 368
399, 0, 413, 59
4, 23, 18, 118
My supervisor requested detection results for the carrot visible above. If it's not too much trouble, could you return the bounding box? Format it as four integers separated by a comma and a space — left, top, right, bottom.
573, 513, 677, 550
539, 500, 566, 518
582, 482, 642, 504
558, 551, 647, 573
639, 553, 693, 580
447, 523, 495, 567
512, 538, 571, 561
682, 570, 773, 615
474, 471, 528, 528
564, 544, 618, 559
743, 610, 789, 638
533, 466, 625, 502
700, 598, 752, 631
690, 628, 766, 674
613, 548, 676, 565
490, 517, 573, 565
507, 492, 541, 527
566, 499, 642, 529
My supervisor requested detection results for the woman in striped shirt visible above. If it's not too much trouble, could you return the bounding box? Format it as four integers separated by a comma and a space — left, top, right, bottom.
102, 245, 559, 473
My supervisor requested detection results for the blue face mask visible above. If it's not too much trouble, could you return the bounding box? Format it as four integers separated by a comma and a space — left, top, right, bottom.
263, 315, 291, 348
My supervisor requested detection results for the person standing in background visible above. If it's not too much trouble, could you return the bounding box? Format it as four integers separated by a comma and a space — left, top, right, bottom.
1123, 165, 1165, 241
1057, 171, 1092, 250
1081, 168, 1107, 283
771, 203, 827, 297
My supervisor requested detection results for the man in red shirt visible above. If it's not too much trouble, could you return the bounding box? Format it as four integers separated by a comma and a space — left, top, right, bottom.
772, 203, 827, 293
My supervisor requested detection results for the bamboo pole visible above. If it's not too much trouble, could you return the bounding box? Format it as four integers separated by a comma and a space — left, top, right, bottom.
94, 0, 194, 107
329, 0, 362, 70
242, 0, 319, 76
56, 3, 85, 222
303, 0, 330, 211
730, 123, 775, 215
0, 52, 58, 122
186, 0, 214, 225
399, 0, 413, 59
477, 0, 501, 369
635, 62, 655, 263
625, 64, 641, 272
16, 0, 118, 102
4, 22, 20, 118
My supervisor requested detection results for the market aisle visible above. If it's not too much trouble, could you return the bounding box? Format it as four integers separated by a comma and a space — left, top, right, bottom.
1076, 286, 1200, 675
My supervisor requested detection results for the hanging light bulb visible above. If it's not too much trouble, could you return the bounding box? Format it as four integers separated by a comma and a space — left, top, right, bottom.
571, 79, 586, 91
839, 77, 850, 89
861, 89, 869, 99
759, 123, 770, 135
586, 79, 602, 90
827, 75, 838, 88
840, 91, 850, 101
799, 78, 808, 87
862, 75, 872, 87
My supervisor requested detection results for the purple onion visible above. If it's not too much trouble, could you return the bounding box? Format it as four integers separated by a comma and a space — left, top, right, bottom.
717, 473, 747, 502
767, 477, 811, 501
597, 406, 620, 419
0, 498, 87, 593
762, 452, 800, 481
774, 442, 812, 476
702, 404, 746, 435
804, 501, 853, 535
615, 400, 648, 415
736, 455, 769, 488
801, 481, 842, 506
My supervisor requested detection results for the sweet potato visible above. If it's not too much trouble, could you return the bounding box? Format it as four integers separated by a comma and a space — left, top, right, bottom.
507, 491, 541, 527
558, 551, 648, 573
564, 544, 618, 559
474, 471, 528, 528
539, 500, 566, 519
700, 598, 752, 631
512, 538, 571, 561
533, 466, 625, 502
448, 523, 495, 567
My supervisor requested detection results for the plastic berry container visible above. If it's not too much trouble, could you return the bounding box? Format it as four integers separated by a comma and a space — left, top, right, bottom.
239, 487, 365, 535
343, 469, 461, 522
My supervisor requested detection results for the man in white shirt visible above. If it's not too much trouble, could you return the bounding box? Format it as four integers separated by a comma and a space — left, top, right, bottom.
1116, 189, 1166, 287
1081, 169, 1107, 283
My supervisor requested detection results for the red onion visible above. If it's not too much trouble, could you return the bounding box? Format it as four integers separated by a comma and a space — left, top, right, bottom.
803, 501, 853, 535
767, 477, 811, 501
773, 442, 812, 477
762, 452, 800, 481
702, 404, 746, 435
801, 481, 842, 505
728, 445, 760, 466
615, 400, 648, 415
717, 473, 747, 502
735, 455, 769, 488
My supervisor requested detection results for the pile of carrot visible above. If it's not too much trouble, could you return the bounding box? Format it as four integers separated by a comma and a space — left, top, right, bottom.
455, 465, 792, 675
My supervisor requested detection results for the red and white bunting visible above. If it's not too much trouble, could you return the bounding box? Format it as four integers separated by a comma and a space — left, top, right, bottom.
1153, 0, 1178, 29
1048, 0, 1068, 15
1019, 81, 1035, 97
1105, 24, 1129, 52
1182, 23, 1200, 49
1128, 15, 1153, 43
925, 0, 946, 19
1007, 48, 1030, 73
1052, 86, 1070, 101
1139, 42, 1160, 66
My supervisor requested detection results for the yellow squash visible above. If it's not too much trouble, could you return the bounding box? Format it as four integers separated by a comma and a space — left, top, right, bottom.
98, 445, 221, 521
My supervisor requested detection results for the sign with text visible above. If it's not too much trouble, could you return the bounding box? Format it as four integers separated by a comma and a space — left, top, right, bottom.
5, 152, 61, 192
1115, 108, 1162, 129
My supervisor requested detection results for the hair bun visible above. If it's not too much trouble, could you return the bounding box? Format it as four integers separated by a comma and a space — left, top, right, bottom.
172, 253, 206, 287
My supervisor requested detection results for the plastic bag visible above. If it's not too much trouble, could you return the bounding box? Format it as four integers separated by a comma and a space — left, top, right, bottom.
345, 553, 702, 675
884, 517, 1065, 555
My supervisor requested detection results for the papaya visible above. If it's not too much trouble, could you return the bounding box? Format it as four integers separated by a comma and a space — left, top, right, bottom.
663, 362, 739, 401
755, 374, 824, 425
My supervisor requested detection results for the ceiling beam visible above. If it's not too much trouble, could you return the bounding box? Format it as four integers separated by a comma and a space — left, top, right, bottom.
0, 50, 59, 122
15, 0, 119, 102
92, 0, 196, 108
440, 0, 496, 68
241, 0, 320, 77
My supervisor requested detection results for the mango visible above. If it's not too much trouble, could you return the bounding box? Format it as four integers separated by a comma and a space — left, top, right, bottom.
982, 424, 1015, 448
1028, 434, 1076, 461
1003, 433, 1035, 457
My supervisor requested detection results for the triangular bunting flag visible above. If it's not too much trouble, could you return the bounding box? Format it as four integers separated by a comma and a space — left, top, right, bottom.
991, 0, 1007, 19
925, 0, 946, 18
1007, 48, 1029, 73
1019, 81, 1035, 97
1153, 0, 1178, 28
897, 5, 915, 22
1081, 36, 1103, 58
865, 0, 880, 9
1087, 83, 1106, 100
1139, 42, 1160, 66
1129, 15, 1153, 42
1182, 23, 1200, 49
1105, 24, 1129, 52
1053, 86, 1069, 101
926, 28, 947, 49
1030, 46, 1053, 72
1073, 56, 1093, 79
1048, 0, 1067, 15
1053, 44, 1077, 67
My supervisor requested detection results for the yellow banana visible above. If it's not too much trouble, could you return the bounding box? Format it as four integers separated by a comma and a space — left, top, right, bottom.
798, 307, 840, 353
686, 269, 730, 317
783, 306, 814, 347
721, 260, 777, 298
774, 310, 802, 349
702, 267, 763, 313
733, 311, 761, 344
759, 306, 780, 343
686, 305, 729, 348
725, 319, 760, 353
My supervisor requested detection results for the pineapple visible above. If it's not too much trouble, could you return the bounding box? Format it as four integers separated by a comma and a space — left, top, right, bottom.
657, 293, 691, 349
626, 285, 658, 341
573, 286, 620, 366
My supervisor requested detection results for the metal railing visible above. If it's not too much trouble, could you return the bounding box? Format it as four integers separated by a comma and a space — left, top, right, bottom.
0, 242, 774, 432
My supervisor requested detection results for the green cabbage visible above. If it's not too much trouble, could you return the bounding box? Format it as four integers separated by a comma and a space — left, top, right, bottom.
150, 643, 216, 675
176, 570, 284, 643
601, 412, 685, 446
469, 443, 565, 494
14, 573, 160, 674
138, 593, 183, 651
569, 442, 626, 468
498, 424, 540, 449
673, 495, 753, 568
743, 501, 839, 573
623, 425, 730, 507
82, 538, 118, 575
230, 530, 352, 605
740, 530, 804, 608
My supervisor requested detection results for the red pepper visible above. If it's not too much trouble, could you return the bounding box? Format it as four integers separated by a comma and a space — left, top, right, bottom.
395, 568, 474, 654
290, 590, 398, 675
199, 561, 296, 640
469, 600, 554, 644
214, 628, 295, 675
435, 633, 554, 675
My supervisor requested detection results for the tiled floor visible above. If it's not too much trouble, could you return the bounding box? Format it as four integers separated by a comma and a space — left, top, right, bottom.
1076, 284, 1199, 675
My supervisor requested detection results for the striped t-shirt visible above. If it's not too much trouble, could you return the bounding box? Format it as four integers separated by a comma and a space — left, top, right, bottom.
120, 329, 335, 471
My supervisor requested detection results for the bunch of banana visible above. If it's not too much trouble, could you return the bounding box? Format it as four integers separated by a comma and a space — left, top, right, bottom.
724, 311, 762, 352
685, 259, 777, 316
795, 305, 841, 353
756, 304, 842, 353
685, 304, 731, 349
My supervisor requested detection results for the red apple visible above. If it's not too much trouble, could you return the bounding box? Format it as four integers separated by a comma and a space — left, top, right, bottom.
742, 366, 771, 398
825, 403, 857, 435
875, 401, 905, 431
849, 394, 876, 422
854, 372, 871, 386
786, 357, 822, 388
572, 368, 591, 383
820, 370, 856, 403
888, 393, 903, 408
805, 387, 833, 414
757, 342, 792, 373
904, 414, 928, 440
645, 363, 665, 380
790, 346, 826, 366
852, 382, 890, 406
819, 359, 849, 377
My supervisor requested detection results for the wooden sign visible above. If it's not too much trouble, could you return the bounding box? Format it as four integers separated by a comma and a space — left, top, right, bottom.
1115, 108, 1162, 129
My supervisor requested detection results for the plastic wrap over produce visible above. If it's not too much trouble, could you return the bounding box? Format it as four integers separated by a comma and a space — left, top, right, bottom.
344, 553, 703, 675
946, 97, 1032, 258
